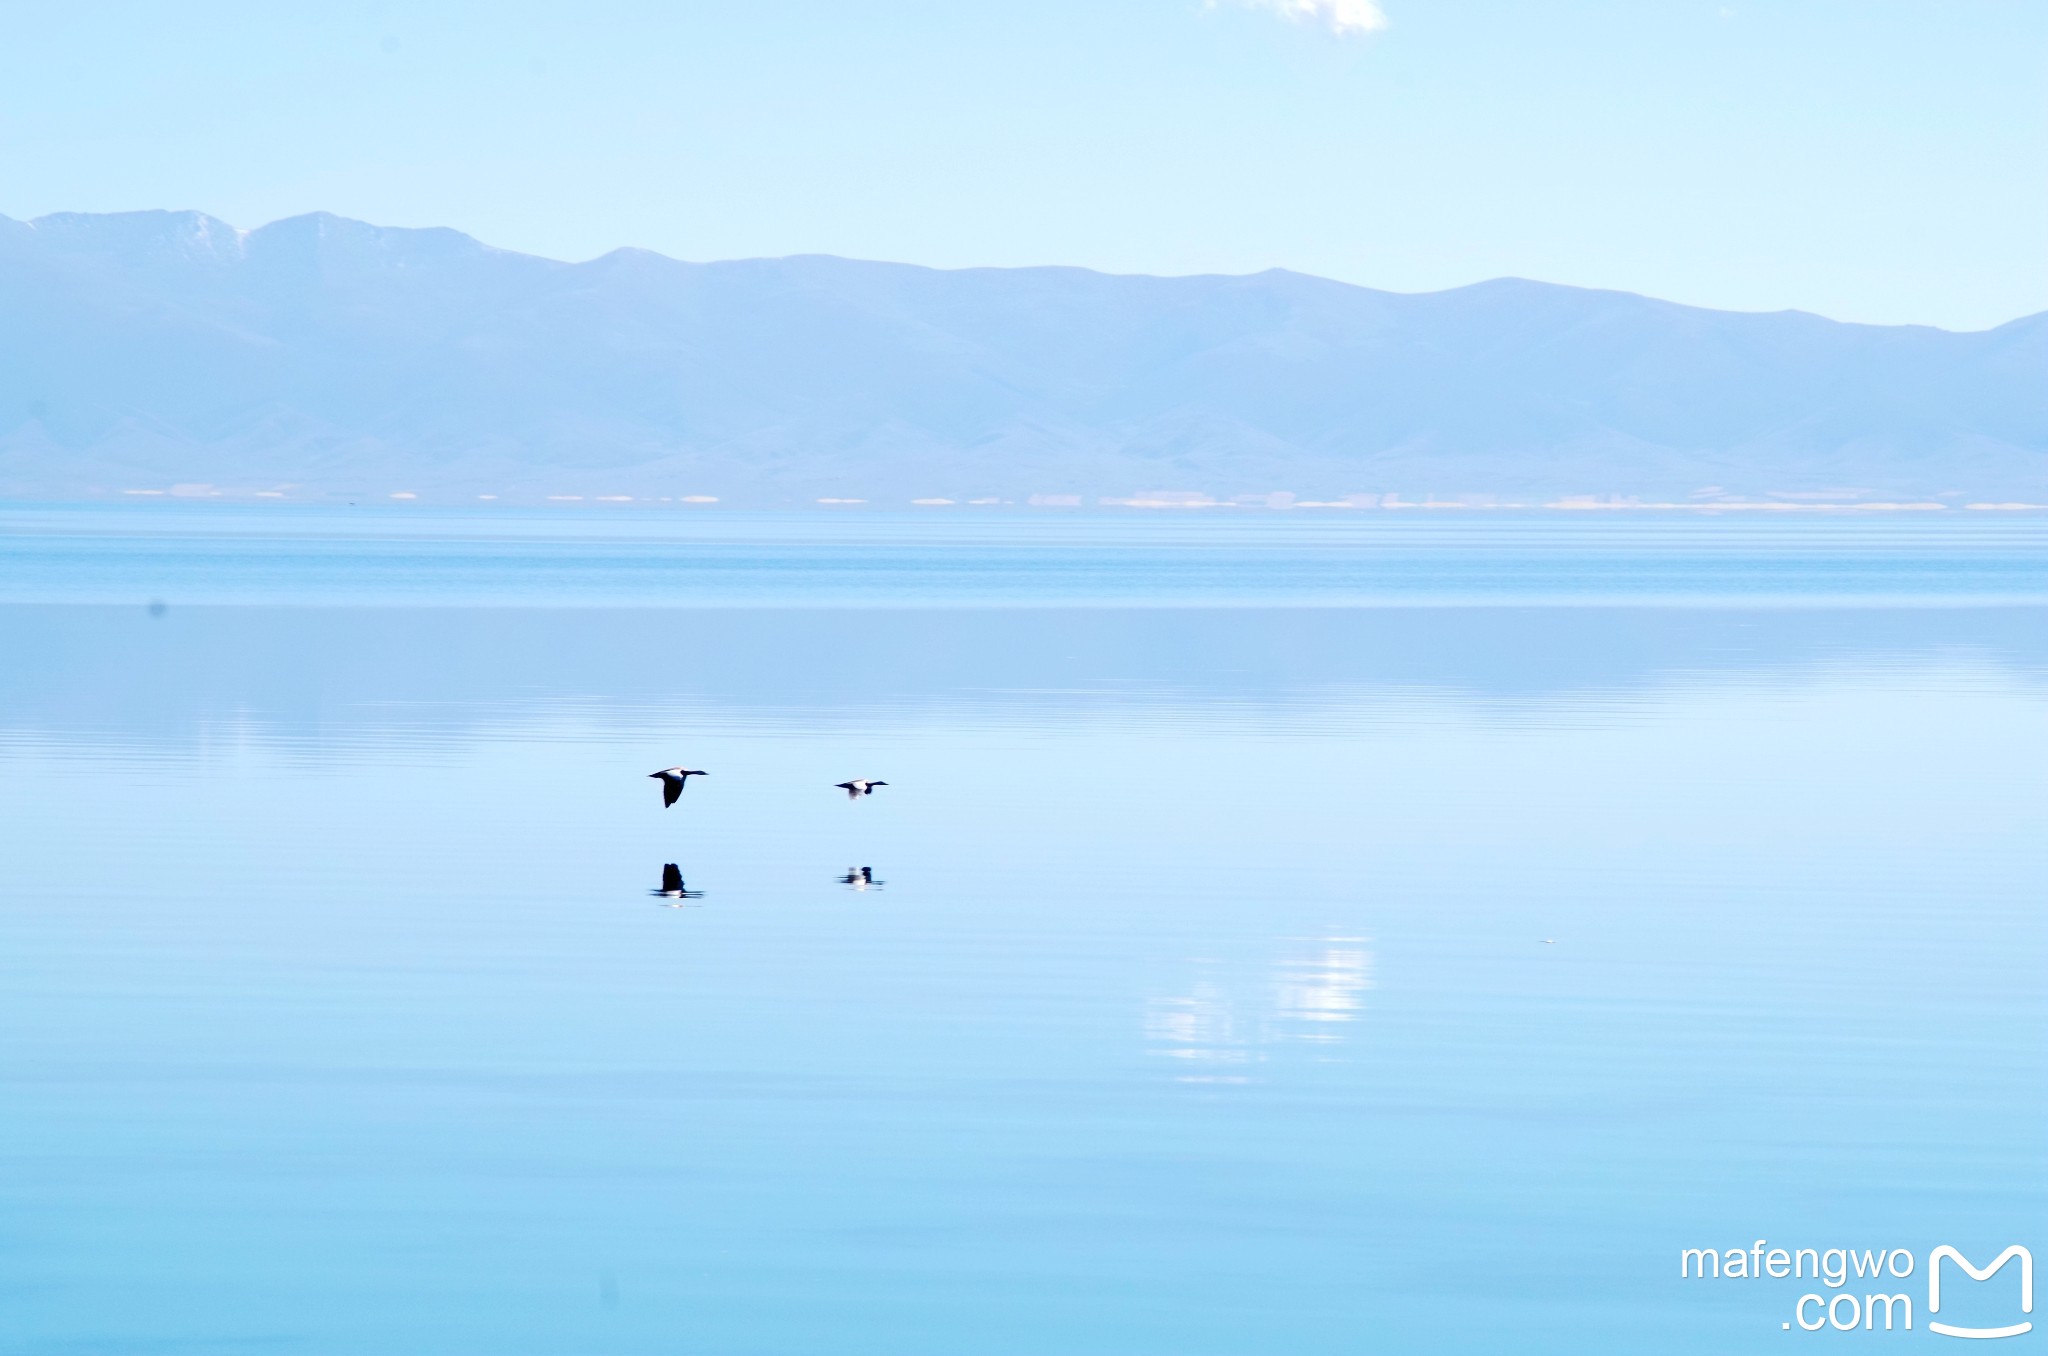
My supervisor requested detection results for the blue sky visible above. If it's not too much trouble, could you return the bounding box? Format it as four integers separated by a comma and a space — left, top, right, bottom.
2, 1, 2041, 330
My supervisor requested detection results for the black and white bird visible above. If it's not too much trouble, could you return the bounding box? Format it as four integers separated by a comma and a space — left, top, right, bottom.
834, 779, 888, 800
654, 863, 704, 900
839, 866, 882, 890
649, 767, 708, 807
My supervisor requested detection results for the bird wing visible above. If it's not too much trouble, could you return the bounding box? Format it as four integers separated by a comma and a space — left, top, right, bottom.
662, 779, 683, 808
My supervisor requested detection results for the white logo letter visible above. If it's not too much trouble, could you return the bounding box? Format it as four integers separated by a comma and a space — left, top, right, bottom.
1928, 1245, 2032, 1340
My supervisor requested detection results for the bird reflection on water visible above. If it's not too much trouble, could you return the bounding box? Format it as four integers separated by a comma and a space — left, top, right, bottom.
651, 863, 704, 903
839, 866, 883, 891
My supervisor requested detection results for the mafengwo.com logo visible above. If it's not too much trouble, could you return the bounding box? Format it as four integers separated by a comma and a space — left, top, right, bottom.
1681, 1242, 2033, 1338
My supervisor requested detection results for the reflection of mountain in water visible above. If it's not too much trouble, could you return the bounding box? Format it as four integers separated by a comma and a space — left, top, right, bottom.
8, 603, 2044, 753
1145, 936, 1376, 1083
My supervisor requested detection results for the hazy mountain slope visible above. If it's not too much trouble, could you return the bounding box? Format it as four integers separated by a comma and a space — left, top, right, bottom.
0, 209, 2041, 501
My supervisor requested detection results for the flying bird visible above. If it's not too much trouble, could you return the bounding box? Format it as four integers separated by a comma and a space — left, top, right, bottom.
649, 767, 708, 807
835, 779, 888, 800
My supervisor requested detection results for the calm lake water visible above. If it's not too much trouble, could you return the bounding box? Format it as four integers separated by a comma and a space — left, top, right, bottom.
2, 507, 2044, 1354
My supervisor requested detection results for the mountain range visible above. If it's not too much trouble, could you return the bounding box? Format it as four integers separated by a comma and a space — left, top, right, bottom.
2, 209, 2043, 504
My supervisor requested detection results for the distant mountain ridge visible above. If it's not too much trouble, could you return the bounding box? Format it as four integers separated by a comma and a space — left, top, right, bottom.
1, 209, 2042, 503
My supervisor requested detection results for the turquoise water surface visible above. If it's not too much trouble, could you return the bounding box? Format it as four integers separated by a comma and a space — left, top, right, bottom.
1, 508, 2043, 1354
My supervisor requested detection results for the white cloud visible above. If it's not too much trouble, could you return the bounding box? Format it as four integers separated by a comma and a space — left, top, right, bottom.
1230, 0, 1388, 36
